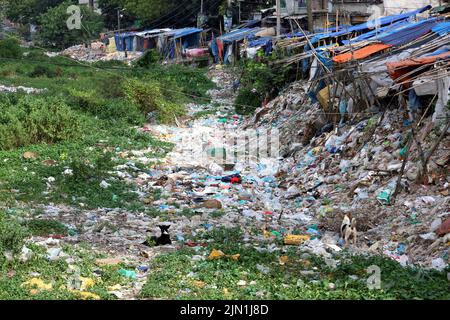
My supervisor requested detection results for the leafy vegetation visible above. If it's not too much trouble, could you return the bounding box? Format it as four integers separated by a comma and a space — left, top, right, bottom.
0, 212, 29, 259
0, 47, 212, 210
0, 240, 130, 300
37, 1, 104, 49
0, 37, 22, 58
235, 58, 293, 115
25, 219, 69, 236
141, 227, 450, 300
0, 96, 82, 150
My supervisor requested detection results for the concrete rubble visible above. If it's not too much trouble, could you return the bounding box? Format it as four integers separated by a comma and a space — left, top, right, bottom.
0, 84, 46, 94
49, 42, 143, 63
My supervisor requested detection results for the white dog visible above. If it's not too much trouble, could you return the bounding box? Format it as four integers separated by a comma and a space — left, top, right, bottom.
341, 214, 357, 246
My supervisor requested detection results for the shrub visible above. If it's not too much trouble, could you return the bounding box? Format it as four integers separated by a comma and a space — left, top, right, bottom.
92, 60, 128, 69
0, 96, 82, 150
235, 60, 292, 115
124, 79, 186, 124
134, 49, 161, 68
24, 50, 48, 61
37, 1, 104, 49
67, 87, 144, 124
97, 75, 126, 99
0, 37, 22, 58
25, 219, 68, 236
67, 88, 102, 113
29, 65, 57, 78
96, 100, 144, 125
0, 213, 29, 259
235, 88, 262, 115
145, 64, 214, 99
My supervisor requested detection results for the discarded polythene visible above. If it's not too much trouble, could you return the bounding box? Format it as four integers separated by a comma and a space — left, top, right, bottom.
118, 269, 137, 279
284, 234, 310, 245
221, 173, 242, 183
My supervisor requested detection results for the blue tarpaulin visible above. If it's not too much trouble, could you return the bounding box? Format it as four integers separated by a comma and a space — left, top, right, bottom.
210, 27, 263, 63
423, 46, 450, 57
168, 28, 203, 39
218, 28, 261, 44
342, 20, 409, 44
310, 5, 432, 44
248, 37, 272, 48
432, 22, 450, 36
114, 32, 137, 51
377, 18, 439, 47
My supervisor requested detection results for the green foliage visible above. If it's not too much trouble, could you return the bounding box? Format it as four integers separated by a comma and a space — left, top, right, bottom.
124, 79, 186, 124
4, 0, 67, 25
235, 88, 262, 115
146, 64, 215, 100
0, 96, 82, 150
25, 219, 68, 236
25, 49, 50, 61
235, 60, 291, 115
133, 49, 161, 68
123, 0, 175, 23
0, 37, 22, 58
0, 213, 29, 258
96, 74, 126, 99
98, 100, 145, 125
0, 44, 201, 211
0, 241, 130, 300
37, 1, 104, 49
141, 227, 450, 300
67, 88, 103, 113
29, 65, 58, 78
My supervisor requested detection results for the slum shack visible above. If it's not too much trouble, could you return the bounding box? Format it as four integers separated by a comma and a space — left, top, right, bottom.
134, 29, 172, 52
159, 28, 204, 62
210, 27, 265, 64
268, 4, 450, 125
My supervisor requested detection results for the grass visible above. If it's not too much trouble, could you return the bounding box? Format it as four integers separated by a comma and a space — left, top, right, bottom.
0, 124, 172, 210
140, 227, 450, 300
0, 212, 141, 300
25, 219, 69, 236
0, 46, 214, 211
0, 242, 135, 300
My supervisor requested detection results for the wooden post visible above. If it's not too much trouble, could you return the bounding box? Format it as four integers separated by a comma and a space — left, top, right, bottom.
276, 0, 281, 36
238, 1, 241, 24
307, 0, 313, 32
336, 9, 339, 31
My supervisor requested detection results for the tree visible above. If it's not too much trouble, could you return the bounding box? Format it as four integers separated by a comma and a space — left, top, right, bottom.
98, 0, 136, 30
98, 0, 223, 29
4, 0, 70, 25
37, 1, 104, 49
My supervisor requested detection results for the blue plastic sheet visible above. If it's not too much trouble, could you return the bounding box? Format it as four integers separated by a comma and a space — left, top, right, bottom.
408, 90, 422, 113
248, 37, 272, 48
218, 28, 261, 44
432, 22, 450, 36
378, 18, 439, 47
168, 28, 203, 39
310, 5, 432, 45
342, 20, 409, 45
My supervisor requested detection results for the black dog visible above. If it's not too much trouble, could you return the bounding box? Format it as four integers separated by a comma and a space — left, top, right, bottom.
144, 224, 172, 246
